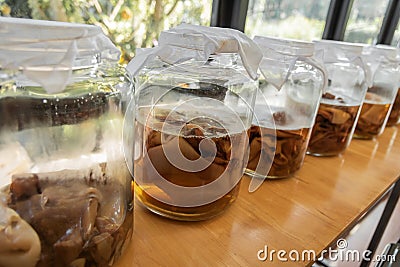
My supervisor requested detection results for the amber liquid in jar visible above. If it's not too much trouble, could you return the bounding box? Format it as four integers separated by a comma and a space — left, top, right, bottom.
247, 125, 310, 178
354, 92, 391, 139
386, 88, 400, 126
134, 107, 248, 221
246, 109, 311, 178
307, 93, 360, 156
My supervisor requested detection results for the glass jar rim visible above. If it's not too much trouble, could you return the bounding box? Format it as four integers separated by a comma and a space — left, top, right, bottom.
0, 16, 93, 29
0, 17, 120, 72
254, 35, 314, 57
313, 39, 364, 55
364, 44, 399, 62
0, 53, 103, 71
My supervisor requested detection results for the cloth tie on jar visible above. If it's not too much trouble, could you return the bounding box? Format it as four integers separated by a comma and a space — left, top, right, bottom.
315, 42, 369, 88
0, 17, 120, 93
126, 23, 263, 80
254, 36, 327, 91
249, 36, 328, 192
129, 24, 266, 197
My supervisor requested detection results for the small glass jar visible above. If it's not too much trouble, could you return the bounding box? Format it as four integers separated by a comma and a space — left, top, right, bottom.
307, 40, 368, 156
131, 30, 259, 221
354, 45, 400, 139
0, 18, 133, 267
248, 36, 325, 178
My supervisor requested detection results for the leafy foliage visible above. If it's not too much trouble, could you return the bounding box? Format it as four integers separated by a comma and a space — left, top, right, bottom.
1, 0, 211, 63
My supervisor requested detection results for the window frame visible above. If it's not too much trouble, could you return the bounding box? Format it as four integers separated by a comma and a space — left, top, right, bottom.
376, 0, 400, 45
322, 0, 353, 41
210, 0, 249, 31
210, 0, 400, 45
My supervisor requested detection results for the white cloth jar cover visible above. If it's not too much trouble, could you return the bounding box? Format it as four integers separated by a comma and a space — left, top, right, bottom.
362, 44, 400, 87
254, 35, 327, 91
314, 39, 368, 88
0, 17, 120, 93
126, 23, 263, 80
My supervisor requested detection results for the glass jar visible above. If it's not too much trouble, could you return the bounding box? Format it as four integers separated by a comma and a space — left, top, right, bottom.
386, 84, 400, 126
129, 26, 260, 221
0, 18, 134, 267
248, 36, 325, 179
354, 45, 400, 139
307, 40, 368, 156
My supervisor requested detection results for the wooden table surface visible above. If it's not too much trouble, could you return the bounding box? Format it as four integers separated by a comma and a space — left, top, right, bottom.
115, 126, 400, 267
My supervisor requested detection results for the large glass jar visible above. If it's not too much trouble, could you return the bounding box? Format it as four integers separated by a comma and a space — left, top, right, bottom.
248, 36, 325, 179
307, 40, 368, 156
0, 18, 134, 267
354, 45, 400, 139
128, 25, 261, 221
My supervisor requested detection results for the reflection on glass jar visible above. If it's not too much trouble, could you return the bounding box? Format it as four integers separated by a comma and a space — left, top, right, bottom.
247, 36, 325, 179
307, 41, 368, 156
0, 18, 134, 267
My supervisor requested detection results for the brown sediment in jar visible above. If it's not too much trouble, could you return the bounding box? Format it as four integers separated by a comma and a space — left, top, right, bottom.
354, 92, 391, 139
134, 110, 248, 221
307, 93, 360, 156
246, 123, 310, 178
3, 166, 133, 267
386, 88, 400, 126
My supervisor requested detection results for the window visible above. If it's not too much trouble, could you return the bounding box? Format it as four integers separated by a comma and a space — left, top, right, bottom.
245, 0, 331, 41
344, 0, 390, 44
0, 0, 212, 63
391, 25, 400, 46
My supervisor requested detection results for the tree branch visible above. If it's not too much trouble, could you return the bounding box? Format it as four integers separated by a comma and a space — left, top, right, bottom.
154, 0, 163, 20
92, 0, 102, 13
166, 0, 179, 16
110, 0, 124, 21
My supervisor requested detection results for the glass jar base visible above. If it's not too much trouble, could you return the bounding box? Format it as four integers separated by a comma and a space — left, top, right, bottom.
306, 150, 344, 157
386, 122, 399, 127
136, 199, 233, 221
134, 182, 240, 221
352, 134, 376, 140
244, 168, 296, 179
